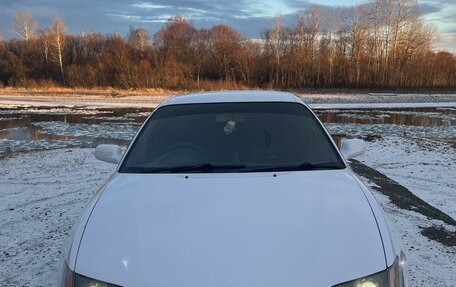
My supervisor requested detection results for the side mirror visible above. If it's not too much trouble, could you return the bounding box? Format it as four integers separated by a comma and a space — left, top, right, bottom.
94, 144, 123, 164
340, 139, 366, 160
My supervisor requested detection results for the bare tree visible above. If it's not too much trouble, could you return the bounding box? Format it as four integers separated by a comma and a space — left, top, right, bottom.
237, 39, 260, 85
0, 8, 452, 90
190, 29, 210, 87
48, 17, 68, 83
40, 28, 52, 65
128, 26, 150, 54
297, 5, 323, 57
293, 5, 323, 87
348, 5, 368, 86
268, 15, 284, 86
10, 11, 38, 42
209, 25, 243, 83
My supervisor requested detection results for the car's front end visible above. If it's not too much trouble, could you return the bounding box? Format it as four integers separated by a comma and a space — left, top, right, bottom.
59, 91, 407, 287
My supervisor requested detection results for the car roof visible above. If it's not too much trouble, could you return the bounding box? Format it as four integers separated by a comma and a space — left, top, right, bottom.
160, 90, 303, 106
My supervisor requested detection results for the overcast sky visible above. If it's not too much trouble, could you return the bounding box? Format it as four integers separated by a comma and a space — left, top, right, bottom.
0, 0, 455, 52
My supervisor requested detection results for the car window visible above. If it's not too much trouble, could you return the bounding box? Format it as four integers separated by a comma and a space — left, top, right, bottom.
119, 102, 345, 173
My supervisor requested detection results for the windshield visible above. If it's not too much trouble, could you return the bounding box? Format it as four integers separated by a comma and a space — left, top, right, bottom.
119, 102, 345, 173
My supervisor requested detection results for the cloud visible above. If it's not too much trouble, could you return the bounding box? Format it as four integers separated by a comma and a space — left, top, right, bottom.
131, 3, 171, 9
419, 2, 443, 15
0, 0, 455, 53
434, 32, 456, 52
101, 0, 294, 36
284, 0, 320, 10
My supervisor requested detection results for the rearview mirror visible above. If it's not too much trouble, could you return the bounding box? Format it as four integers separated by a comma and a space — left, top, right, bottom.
94, 144, 123, 164
340, 139, 366, 160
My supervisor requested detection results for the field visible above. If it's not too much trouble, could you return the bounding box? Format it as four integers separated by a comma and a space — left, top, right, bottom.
1, 89, 456, 108
0, 92, 455, 286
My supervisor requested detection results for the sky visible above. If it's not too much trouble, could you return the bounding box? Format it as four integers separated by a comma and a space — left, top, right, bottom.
0, 0, 455, 52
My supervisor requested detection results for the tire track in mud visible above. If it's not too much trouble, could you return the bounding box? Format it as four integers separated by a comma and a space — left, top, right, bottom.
350, 159, 456, 247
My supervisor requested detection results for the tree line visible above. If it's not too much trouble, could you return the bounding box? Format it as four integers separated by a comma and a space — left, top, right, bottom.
0, 0, 455, 90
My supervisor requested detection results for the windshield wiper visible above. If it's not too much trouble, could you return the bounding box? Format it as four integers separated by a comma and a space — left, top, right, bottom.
241, 162, 345, 173
132, 163, 246, 173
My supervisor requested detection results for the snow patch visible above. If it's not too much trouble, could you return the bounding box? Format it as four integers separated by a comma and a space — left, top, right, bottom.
0, 148, 115, 287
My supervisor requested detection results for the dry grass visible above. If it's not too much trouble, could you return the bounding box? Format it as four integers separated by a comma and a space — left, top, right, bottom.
0, 87, 183, 97
0, 84, 265, 106
0, 85, 262, 106
0, 80, 264, 98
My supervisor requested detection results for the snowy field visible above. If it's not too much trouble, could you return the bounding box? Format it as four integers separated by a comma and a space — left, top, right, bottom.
0, 137, 455, 286
1, 92, 456, 109
358, 138, 456, 286
0, 99, 455, 286
359, 138, 456, 219
0, 149, 113, 286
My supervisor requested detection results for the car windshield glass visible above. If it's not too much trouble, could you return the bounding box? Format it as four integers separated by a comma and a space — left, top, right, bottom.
119, 102, 345, 173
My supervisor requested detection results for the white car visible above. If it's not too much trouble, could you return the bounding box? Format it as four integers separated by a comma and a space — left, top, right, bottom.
60, 91, 407, 287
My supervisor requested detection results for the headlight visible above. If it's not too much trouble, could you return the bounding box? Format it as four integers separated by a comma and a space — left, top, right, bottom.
74, 273, 123, 287
334, 252, 407, 287
59, 261, 122, 287
59, 262, 74, 287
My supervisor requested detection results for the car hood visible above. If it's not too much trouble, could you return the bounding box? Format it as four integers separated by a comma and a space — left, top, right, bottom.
76, 170, 386, 287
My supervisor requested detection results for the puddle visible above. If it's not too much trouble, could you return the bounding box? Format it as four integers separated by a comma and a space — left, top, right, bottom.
0, 106, 455, 154
316, 108, 456, 144
315, 108, 456, 127
0, 107, 152, 154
